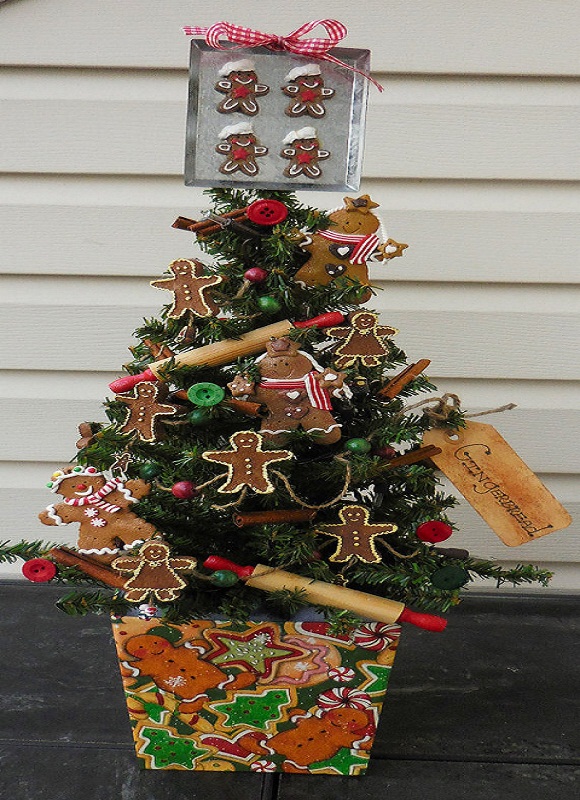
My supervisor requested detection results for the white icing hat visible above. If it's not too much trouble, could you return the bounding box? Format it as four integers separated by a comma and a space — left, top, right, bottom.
219, 59, 255, 76
283, 126, 318, 144
46, 465, 101, 492
218, 122, 254, 139
285, 63, 321, 81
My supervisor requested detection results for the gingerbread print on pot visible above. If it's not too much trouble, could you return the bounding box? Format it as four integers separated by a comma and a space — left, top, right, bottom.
281, 127, 330, 179
282, 64, 335, 118
214, 59, 270, 116
216, 123, 268, 177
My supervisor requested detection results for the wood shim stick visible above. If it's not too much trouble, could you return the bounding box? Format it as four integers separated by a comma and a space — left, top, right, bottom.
149, 320, 293, 378
377, 359, 432, 399
381, 444, 442, 470
48, 547, 126, 589
233, 509, 317, 527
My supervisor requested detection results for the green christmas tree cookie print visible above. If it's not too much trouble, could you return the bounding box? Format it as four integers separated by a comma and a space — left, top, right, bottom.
359, 662, 392, 695
139, 726, 208, 769
213, 688, 293, 730
311, 746, 369, 776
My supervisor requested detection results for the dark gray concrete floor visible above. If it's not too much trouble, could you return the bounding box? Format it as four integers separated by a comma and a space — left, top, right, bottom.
1, 582, 578, 799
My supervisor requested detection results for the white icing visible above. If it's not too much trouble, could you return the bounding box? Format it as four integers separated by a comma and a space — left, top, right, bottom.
45, 504, 64, 525
285, 63, 321, 81
218, 121, 254, 139
283, 126, 317, 144
218, 58, 255, 76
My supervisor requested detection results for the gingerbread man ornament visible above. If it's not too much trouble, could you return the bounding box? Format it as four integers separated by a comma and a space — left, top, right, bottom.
216, 122, 268, 177
202, 431, 293, 494
214, 59, 269, 116
281, 127, 330, 179
282, 63, 335, 118
150, 259, 222, 319
327, 311, 398, 369
115, 382, 181, 442
112, 539, 197, 603
315, 504, 398, 563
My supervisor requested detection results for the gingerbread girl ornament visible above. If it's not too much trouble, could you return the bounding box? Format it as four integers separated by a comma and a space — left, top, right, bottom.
282, 63, 335, 118
150, 259, 222, 319
112, 539, 197, 602
327, 311, 398, 369
216, 122, 268, 176
314, 504, 398, 563
228, 336, 351, 445
281, 127, 330, 179
214, 59, 269, 116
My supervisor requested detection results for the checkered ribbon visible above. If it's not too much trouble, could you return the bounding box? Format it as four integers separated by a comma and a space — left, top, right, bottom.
183, 20, 383, 91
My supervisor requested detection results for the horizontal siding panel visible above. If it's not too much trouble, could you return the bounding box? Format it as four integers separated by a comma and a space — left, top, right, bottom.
1, 1, 580, 75
2, 399, 579, 472
3, 304, 578, 379
2, 205, 579, 284
2, 100, 579, 180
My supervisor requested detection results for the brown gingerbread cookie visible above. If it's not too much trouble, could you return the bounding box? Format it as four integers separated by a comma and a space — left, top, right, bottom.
327, 310, 398, 369
150, 259, 222, 319
112, 539, 197, 603
202, 430, 293, 494
216, 122, 268, 177
120, 629, 254, 712
215, 59, 269, 116
314, 504, 398, 563
227, 337, 350, 445
282, 63, 335, 117
293, 195, 408, 304
115, 382, 181, 442
38, 465, 157, 560
281, 127, 330, 179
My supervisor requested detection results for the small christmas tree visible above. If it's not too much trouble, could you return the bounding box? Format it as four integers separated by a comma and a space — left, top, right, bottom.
8, 188, 551, 627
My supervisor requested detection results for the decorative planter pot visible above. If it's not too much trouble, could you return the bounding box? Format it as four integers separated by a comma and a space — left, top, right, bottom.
112, 616, 401, 776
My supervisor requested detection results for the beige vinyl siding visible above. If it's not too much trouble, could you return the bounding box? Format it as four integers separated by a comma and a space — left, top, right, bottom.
0, 0, 578, 587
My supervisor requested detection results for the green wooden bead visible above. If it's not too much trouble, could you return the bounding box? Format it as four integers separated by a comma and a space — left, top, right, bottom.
345, 438, 372, 454
188, 408, 210, 426
257, 295, 282, 314
139, 463, 161, 480
210, 570, 239, 587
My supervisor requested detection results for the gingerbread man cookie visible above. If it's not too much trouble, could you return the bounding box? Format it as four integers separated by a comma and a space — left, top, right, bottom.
150, 259, 222, 319
216, 123, 268, 177
112, 539, 197, 603
293, 195, 408, 304
314, 504, 398, 563
38, 465, 157, 559
202, 430, 293, 494
214, 59, 269, 116
115, 382, 181, 442
282, 63, 335, 118
327, 311, 398, 369
227, 337, 351, 446
120, 630, 255, 711
281, 127, 330, 179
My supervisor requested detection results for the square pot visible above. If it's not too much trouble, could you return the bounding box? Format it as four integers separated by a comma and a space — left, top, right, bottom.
112, 616, 401, 775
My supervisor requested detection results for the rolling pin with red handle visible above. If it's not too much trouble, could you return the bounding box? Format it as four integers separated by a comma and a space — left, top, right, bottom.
204, 557, 447, 632
109, 312, 344, 394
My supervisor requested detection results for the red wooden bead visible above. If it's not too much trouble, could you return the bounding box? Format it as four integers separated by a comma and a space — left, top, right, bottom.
244, 267, 269, 283
416, 521, 453, 544
374, 445, 397, 460
171, 481, 199, 500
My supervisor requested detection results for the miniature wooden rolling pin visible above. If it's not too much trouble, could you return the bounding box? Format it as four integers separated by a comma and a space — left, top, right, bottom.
204, 557, 447, 632
109, 313, 344, 393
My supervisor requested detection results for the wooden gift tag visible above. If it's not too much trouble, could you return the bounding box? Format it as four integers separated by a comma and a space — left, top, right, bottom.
423, 420, 572, 546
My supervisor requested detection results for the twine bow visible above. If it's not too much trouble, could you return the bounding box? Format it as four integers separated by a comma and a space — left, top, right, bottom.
183, 20, 383, 91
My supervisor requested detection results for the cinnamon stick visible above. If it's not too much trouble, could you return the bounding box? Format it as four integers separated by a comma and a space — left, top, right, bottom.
172, 208, 248, 236
378, 359, 431, 399
381, 444, 442, 470
48, 547, 126, 589
233, 509, 317, 528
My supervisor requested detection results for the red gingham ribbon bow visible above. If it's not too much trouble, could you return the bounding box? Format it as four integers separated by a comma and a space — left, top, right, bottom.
183, 20, 383, 91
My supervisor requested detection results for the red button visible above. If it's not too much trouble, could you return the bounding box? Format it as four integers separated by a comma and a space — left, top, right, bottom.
247, 199, 288, 226
22, 558, 57, 583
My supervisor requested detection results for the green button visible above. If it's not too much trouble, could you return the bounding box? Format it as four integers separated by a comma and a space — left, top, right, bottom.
431, 565, 470, 590
187, 382, 225, 407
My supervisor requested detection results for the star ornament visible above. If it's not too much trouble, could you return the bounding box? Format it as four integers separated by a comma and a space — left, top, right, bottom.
315, 504, 398, 563
202, 431, 293, 494
343, 195, 380, 214
376, 238, 409, 261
